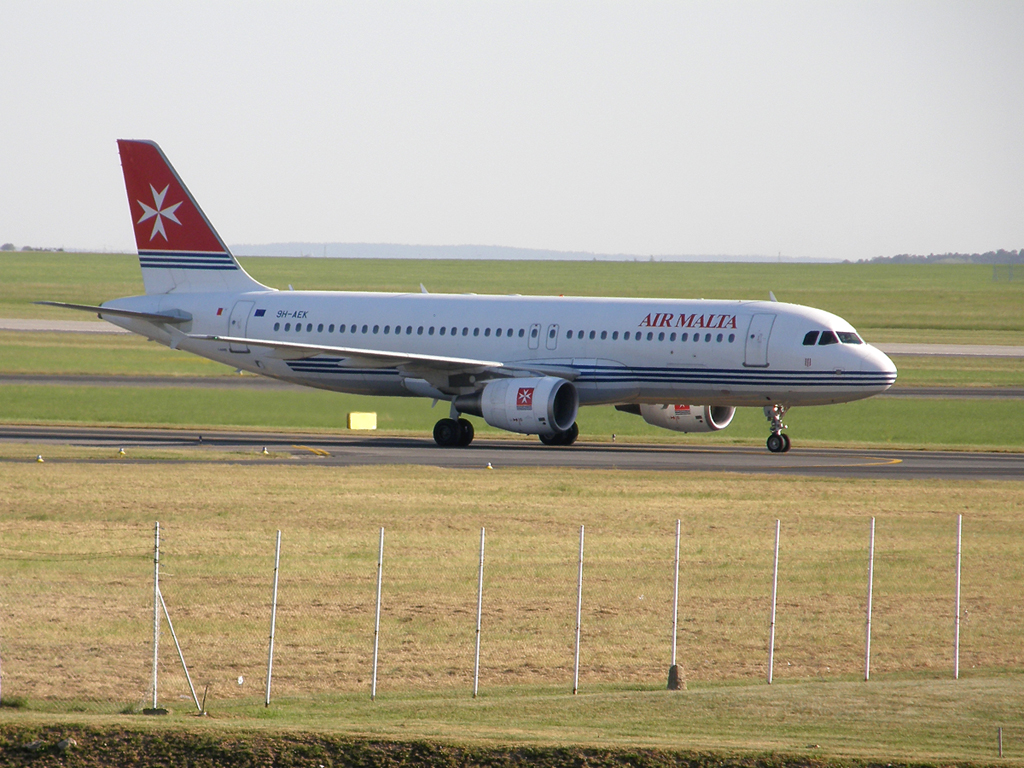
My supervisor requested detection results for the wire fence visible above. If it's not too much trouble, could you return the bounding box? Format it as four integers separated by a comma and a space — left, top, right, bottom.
1, 514, 1023, 713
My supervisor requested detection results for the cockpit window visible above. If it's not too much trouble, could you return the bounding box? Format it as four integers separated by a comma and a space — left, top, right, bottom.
802, 331, 819, 346
818, 331, 839, 345
837, 332, 863, 344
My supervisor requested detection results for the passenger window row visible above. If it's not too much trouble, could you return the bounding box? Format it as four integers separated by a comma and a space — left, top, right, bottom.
272, 322, 526, 338
270, 321, 737, 345
272, 323, 528, 337
567, 329, 735, 344
802, 330, 864, 346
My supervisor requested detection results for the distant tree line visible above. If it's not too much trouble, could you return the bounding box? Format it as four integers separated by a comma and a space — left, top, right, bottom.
854, 249, 1023, 265
1, 243, 64, 252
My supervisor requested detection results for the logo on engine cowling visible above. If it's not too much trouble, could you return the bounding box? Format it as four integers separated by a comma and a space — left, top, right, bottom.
517, 387, 534, 409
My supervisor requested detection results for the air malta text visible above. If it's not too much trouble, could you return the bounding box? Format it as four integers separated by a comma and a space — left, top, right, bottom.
638, 313, 738, 329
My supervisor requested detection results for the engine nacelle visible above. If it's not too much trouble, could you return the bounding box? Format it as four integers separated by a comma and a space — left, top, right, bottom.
454, 377, 579, 436
638, 404, 736, 433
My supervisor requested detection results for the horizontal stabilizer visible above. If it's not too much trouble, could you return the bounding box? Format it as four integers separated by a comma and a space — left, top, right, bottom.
35, 301, 191, 324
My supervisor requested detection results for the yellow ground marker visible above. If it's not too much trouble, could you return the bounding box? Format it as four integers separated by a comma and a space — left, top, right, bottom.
347, 412, 377, 430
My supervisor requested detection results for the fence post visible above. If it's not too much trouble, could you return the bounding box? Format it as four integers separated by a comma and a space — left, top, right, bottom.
151, 521, 160, 709
768, 519, 780, 685
473, 527, 485, 698
371, 527, 384, 700
265, 530, 282, 707
954, 514, 962, 680
668, 519, 682, 689
573, 524, 585, 695
865, 517, 875, 681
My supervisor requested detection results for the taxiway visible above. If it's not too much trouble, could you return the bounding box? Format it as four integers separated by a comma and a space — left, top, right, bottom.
2, 424, 1021, 481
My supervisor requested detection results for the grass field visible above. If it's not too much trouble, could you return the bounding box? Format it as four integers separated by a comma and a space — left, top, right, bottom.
2, 254, 1024, 763
0, 463, 1022, 761
4, 252, 1024, 343
2, 383, 1024, 449
2, 254, 1024, 449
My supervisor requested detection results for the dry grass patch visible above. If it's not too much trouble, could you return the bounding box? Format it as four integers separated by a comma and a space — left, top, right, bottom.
0, 463, 1021, 712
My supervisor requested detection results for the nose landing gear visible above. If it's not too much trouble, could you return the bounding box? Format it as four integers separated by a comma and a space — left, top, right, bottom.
764, 405, 791, 453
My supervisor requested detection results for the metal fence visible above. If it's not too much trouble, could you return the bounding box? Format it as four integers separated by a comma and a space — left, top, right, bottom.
1, 515, 1022, 713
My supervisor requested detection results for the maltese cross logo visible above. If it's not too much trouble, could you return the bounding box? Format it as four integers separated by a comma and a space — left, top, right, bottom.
137, 184, 183, 241
516, 387, 534, 409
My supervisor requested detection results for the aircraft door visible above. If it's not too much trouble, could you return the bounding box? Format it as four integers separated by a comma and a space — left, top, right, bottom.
528, 323, 541, 350
743, 313, 776, 367
228, 301, 254, 353
545, 324, 560, 350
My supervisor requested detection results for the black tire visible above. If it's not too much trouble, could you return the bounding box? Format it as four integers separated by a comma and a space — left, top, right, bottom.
433, 418, 460, 447
539, 431, 563, 446
766, 433, 785, 453
780, 433, 791, 453
457, 418, 475, 447
563, 422, 580, 446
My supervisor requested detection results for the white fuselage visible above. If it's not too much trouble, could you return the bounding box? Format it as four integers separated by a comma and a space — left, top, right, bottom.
105, 289, 897, 409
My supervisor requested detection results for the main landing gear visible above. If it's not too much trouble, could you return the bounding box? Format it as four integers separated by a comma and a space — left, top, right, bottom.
764, 404, 792, 453
539, 422, 579, 447
433, 417, 475, 447
433, 418, 581, 447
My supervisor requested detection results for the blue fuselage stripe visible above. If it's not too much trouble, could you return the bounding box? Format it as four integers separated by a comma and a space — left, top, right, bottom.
283, 359, 895, 388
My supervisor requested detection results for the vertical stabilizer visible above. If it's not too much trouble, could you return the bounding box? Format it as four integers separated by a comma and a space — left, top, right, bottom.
118, 140, 268, 295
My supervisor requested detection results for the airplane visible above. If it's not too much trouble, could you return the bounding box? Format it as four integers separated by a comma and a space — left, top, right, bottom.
42, 140, 897, 453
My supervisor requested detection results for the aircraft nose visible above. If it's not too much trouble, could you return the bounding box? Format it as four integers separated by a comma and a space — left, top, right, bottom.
861, 344, 898, 390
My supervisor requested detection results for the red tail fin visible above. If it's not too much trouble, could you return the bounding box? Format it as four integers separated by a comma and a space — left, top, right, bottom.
118, 140, 266, 295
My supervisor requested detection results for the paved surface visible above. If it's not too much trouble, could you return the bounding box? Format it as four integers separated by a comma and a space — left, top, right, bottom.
2, 424, 1022, 481
878, 343, 1024, 358
0, 318, 130, 334
0, 374, 302, 390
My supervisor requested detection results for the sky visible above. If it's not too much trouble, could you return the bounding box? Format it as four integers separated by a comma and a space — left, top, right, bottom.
2, 1, 1023, 260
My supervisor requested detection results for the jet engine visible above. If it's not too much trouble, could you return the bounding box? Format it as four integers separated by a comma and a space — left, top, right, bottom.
454, 377, 579, 436
617, 403, 736, 433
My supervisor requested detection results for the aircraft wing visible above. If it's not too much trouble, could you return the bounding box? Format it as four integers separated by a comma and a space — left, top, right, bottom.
190, 334, 506, 372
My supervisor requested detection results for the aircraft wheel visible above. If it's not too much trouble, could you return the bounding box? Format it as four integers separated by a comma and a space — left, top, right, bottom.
780, 433, 791, 452
540, 423, 579, 447
766, 433, 785, 454
563, 422, 580, 446
457, 418, 475, 447
433, 418, 461, 447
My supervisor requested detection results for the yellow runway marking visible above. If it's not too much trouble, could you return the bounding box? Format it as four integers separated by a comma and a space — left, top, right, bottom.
293, 444, 330, 456
605, 443, 905, 470
861, 457, 903, 467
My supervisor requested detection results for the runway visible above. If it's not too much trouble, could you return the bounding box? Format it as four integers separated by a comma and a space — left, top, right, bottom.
2, 424, 1022, 480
